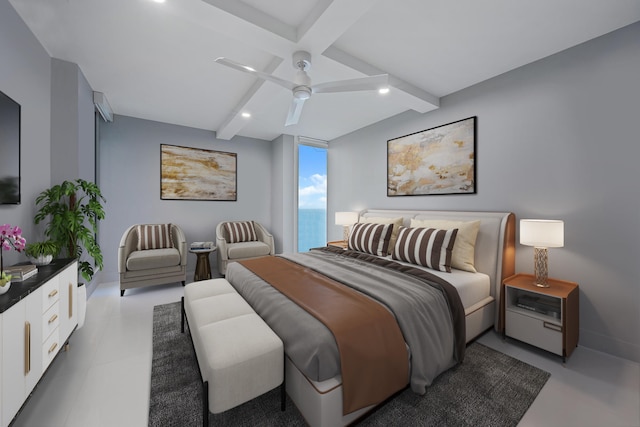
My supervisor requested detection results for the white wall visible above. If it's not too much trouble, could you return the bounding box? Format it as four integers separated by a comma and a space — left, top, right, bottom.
328, 22, 640, 362
98, 115, 273, 280
0, 0, 52, 264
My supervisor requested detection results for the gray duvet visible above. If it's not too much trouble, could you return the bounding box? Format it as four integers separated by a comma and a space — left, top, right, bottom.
225, 247, 464, 394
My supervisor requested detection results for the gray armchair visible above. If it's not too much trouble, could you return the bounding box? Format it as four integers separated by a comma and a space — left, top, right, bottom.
216, 221, 274, 275
118, 223, 187, 296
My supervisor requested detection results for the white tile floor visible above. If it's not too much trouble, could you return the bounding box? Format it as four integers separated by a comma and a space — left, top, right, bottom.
11, 279, 640, 427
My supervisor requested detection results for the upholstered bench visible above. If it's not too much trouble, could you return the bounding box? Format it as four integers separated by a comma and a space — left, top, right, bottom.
181, 278, 285, 426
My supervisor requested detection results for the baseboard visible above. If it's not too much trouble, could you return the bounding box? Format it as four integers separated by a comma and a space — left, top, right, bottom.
580, 328, 639, 363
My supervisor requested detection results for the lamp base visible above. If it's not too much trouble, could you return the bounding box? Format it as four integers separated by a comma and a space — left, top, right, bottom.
534, 282, 550, 288
533, 247, 550, 287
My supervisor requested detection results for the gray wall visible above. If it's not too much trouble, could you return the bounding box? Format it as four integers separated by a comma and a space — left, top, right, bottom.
98, 115, 273, 280
0, 0, 52, 265
328, 23, 640, 362
51, 58, 96, 184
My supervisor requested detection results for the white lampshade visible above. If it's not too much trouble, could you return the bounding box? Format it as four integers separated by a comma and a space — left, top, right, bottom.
520, 219, 564, 248
335, 211, 358, 226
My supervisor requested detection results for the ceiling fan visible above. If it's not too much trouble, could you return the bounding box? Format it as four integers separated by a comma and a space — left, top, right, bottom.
215, 51, 389, 126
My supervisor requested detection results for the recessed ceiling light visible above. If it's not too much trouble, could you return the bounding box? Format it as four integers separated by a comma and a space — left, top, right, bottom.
241, 112, 251, 118
378, 87, 390, 95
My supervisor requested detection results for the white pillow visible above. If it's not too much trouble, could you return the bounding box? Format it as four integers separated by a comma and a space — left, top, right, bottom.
359, 216, 404, 254
410, 219, 480, 272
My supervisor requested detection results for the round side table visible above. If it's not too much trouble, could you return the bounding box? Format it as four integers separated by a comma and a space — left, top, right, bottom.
189, 247, 216, 282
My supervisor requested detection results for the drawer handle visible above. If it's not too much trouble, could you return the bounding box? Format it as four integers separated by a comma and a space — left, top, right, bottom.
543, 321, 562, 332
48, 342, 58, 354
25, 322, 31, 375
49, 314, 58, 324
69, 282, 73, 318
49, 289, 58, 298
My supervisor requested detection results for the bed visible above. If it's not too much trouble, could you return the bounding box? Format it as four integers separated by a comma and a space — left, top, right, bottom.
225, 209, 515, 426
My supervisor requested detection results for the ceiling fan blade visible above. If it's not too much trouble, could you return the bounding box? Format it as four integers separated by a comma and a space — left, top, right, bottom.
311, 74, 389, 94
215, 57, 295, 91
285, 98, 305, 126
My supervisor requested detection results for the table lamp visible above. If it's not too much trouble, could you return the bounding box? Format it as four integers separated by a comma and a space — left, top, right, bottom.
335, 212, 359, 242
520, 219, 564, 287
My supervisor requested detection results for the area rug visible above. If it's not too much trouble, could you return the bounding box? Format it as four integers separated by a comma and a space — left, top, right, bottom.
149, 301, 550, 427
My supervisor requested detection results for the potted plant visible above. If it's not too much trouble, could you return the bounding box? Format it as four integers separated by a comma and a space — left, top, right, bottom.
24, 240, 59, 266
34, 179, 106, 282
34, 179, 105, 329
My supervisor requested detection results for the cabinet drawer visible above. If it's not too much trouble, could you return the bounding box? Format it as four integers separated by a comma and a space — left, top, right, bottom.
42, 328, 60, 371
42, 302, 60, 342
41, 278, 60, 312
506, 310, 562, 355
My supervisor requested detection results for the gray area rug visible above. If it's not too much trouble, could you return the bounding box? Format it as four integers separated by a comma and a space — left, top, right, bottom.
149, 301, 550, 426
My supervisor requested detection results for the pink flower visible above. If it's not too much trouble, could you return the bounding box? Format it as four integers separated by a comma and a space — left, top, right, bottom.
0, 224, 25, 252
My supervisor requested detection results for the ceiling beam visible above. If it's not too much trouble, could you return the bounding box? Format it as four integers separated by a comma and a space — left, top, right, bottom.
216, 56, 283, 140
208, 0, 382, 140
322, 46, 440, 113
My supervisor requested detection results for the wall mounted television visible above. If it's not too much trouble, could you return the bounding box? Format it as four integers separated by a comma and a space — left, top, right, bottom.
0, 90, 20, 204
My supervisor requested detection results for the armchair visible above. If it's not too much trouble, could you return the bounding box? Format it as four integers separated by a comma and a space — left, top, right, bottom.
216, 221, 274, 275
118, 223, 187, 296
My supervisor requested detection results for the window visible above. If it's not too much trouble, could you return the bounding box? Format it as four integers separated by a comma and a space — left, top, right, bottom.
297, 141, 327, 252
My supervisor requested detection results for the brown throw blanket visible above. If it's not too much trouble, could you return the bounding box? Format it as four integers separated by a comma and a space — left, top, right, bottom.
239, 256, 409, 415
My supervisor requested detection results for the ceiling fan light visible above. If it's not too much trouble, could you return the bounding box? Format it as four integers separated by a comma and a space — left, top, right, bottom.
293, 87, 311, 100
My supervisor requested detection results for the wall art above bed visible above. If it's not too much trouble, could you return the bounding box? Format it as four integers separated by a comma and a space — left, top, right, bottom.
387, 116, 476, 196
160, 144, 237, 201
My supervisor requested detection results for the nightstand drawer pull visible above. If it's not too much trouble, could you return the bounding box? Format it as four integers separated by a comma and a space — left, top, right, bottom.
49, 289, 58, 298
543, 322, 562, 332
49, 314, 58, 324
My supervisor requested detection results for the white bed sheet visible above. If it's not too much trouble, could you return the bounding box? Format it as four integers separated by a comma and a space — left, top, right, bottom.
386, 257, 491, 310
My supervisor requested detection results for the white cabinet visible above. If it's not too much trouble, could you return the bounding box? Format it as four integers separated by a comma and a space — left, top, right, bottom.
1, 289, 43, 427
0, 260, 78, 427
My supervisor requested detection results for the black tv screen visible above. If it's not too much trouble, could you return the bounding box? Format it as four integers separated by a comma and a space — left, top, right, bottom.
0, 90, 20, 204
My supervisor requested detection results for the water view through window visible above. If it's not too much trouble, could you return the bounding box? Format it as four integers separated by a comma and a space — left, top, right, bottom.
298, 143, 327, 252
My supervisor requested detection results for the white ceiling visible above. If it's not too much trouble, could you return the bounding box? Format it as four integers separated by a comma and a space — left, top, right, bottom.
9, 0, 640, 142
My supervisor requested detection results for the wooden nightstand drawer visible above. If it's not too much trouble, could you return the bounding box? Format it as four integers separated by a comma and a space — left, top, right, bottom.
506, 310, 562, 355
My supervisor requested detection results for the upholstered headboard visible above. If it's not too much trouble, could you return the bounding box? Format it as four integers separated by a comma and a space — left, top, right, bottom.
359, 209, 516, 327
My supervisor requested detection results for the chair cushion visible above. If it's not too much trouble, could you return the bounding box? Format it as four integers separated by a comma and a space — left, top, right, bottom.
126, 248, 180, 271
137, 223, 173, 250
224, 221, 257, 243
227, 241, 271, 259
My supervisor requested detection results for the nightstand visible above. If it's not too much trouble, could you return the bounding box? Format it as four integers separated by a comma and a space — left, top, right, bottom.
327, 240, 348, 249
503, 273, 579, 362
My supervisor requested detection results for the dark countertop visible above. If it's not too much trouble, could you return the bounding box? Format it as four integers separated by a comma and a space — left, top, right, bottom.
0, 258, 77, 314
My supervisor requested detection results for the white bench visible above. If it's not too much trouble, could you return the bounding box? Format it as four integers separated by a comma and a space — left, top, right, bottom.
181, 278, 285, 426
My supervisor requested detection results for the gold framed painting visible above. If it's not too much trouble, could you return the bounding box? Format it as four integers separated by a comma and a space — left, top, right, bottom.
161, 144, 237, 201
387, 116, 476, 196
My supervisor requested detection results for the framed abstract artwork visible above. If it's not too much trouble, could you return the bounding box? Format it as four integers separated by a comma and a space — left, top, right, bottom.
387, 116, 476, 196
160, 144, 237, 201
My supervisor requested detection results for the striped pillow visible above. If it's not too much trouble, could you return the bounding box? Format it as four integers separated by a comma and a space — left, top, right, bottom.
137, 224, 173, 251
392, 227, 458, 272
224, 221, 258, 243
348, 223, 393, 257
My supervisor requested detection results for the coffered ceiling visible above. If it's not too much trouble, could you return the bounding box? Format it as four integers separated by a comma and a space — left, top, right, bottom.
9, 0, 640, 141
